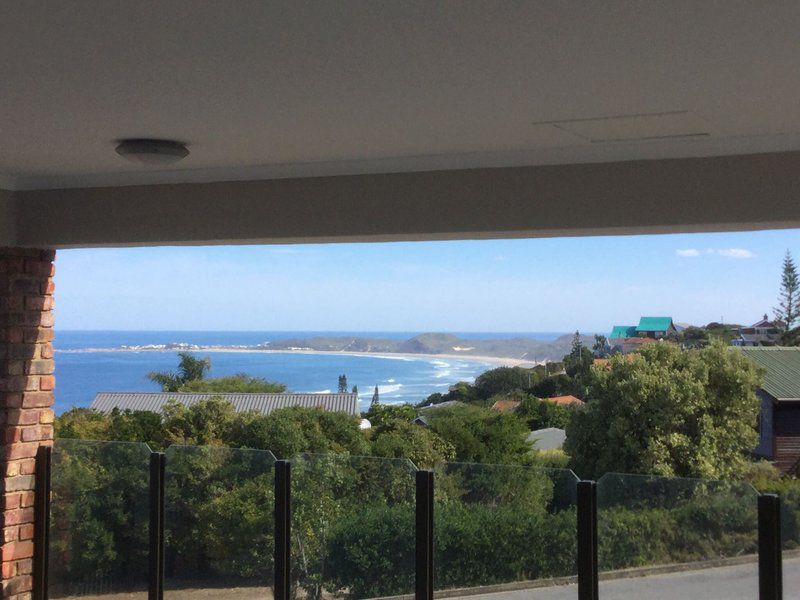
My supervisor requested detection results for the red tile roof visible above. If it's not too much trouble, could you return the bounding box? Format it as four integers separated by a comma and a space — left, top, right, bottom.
545, 395, 584, 407
491, 399, 522, 413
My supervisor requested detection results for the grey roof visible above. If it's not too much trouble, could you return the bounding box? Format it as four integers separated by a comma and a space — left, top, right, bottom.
739, 347, 800, 401
91, 392, 359, 416
418, 400, 465, 412
526, 427, 566, 450
737, 332, 780, 344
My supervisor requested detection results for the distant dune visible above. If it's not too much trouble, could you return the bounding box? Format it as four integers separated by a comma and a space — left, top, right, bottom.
267, 332, 594, 362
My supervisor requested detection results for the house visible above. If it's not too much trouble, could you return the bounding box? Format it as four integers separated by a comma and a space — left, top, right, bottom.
732, 315, 783, 346
635, 317, 677, 338
526, 428, 567, 450
412, 416, 430, 428
491, 399, 522, 413
418, 400, 465, 412
545, 395, 584, 407
609, 326, 637, 343
609, 317, 676, 353
739, 348, 800, 473
91, 392, 359, 416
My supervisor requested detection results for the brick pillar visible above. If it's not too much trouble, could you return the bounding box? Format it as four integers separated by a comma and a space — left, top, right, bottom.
0, 248, 55, 600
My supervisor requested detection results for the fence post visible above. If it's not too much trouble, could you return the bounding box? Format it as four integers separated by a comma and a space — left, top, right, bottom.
149, 452, 165, 600
33, 445, 52, 600
759, 493, 782, 600
274, 460, 291, 600
415, 470, 434, 600
577, 480, 598, 600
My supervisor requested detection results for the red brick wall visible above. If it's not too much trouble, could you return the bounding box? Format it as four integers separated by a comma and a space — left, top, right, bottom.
1, 248, 55, 600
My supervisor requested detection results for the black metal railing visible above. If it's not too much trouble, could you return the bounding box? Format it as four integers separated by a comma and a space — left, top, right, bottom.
32, 442, 786, 600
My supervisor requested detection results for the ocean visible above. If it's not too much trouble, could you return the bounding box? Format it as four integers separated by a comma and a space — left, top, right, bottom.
53, 330, 565, 415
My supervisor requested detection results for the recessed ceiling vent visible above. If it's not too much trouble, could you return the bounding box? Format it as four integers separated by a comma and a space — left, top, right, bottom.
536, 111, 711, 143
115, 139, 190, 165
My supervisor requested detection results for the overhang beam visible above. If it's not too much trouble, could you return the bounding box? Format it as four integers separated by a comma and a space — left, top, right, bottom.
10, 151, 800, 248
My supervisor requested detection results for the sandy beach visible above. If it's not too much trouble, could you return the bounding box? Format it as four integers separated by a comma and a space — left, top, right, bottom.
56, 346, 539, 367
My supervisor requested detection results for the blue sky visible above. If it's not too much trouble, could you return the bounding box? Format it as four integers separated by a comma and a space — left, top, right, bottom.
54, 228, 799, 333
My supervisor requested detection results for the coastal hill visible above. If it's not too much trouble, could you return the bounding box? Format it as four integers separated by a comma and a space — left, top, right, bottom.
268, 332, 594, 362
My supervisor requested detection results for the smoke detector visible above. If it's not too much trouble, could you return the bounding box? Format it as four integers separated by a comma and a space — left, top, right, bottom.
115, 139, 190, 165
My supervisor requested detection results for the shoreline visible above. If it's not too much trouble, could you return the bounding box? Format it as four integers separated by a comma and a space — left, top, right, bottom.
55, 346, 539, 367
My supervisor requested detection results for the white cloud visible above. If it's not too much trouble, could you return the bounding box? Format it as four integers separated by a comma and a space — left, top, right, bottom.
676, 248, 700, 257
676, 247, 755, 259
716, 248, 756, 259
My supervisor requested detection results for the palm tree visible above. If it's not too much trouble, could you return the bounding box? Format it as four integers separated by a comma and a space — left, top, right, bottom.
148, 352, 211, 391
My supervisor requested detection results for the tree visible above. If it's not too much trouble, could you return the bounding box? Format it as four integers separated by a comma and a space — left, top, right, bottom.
592, 335, 609, 358
338, 374, 348, 393
775, 250, 799, 334
229, 406, 370, 458
563, 333, 593, 399
363, 403, 416, 428
180, 373, 286, 393
473, 367, 536, 400
667, 326, 710, 349
531, 374, 572, 399
426, 405, 532, 464
161, 397, 237, 446
370, 419, 455, 468
352, 385, 358, 395
565, 341, 762, 479
515, 396, 575, 431
571, 331, 582, 355
148, 352, 211, 392
371, 385, 380, 408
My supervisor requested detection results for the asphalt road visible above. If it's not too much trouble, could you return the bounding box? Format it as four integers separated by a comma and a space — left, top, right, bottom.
459, 558, 799, 600
63, 558, 800, 600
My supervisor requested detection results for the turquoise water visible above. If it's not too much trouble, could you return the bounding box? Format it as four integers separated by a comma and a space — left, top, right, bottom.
53, 331, 564, 415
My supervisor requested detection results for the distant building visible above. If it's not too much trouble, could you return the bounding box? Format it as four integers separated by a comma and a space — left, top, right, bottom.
732, 315, 783, 347
526, 427, 566, 450
609, 316, 676, 353
609, 325, 637, 343
412, 415, 430, 427
635, 316, 677, 338
418, 400, 465, 412
491, 399, 522, 413
545, 395, 584, 407
739, 347, 800, 473
91, 392, 359, 416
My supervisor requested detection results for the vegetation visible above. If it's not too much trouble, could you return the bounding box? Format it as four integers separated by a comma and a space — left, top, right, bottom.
180, 374, 286, 393
566, 341, 761, 480
147, 352, 285, 393
775, 250, 799, 343
147, 352, 211, 391
50, 338, 800, 596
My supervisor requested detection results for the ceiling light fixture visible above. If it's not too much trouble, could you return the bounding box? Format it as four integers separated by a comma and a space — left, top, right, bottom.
115, 138, 190, 165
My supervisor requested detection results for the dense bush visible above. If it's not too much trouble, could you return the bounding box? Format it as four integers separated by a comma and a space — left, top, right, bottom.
50, 439, 799, 598
434, 504, 577, 587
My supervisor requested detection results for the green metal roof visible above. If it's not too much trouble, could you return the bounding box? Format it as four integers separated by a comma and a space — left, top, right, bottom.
739, 347, 800, 401
636, 316, 674, 332
610, 325, 637, 339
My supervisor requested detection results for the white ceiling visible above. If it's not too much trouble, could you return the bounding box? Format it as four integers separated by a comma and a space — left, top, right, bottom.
2, 1, 800, 190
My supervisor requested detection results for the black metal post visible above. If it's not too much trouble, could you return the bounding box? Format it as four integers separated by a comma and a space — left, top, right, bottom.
274, 460, 291, 600
149, 452, 165, 600
33, 445, 52, 600
415, 470, 434, 600
759, 493, 782, 600
577, 480, 598, 600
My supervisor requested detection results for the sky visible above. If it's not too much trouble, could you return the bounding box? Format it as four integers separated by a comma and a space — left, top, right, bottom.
54, 228, 799, 333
